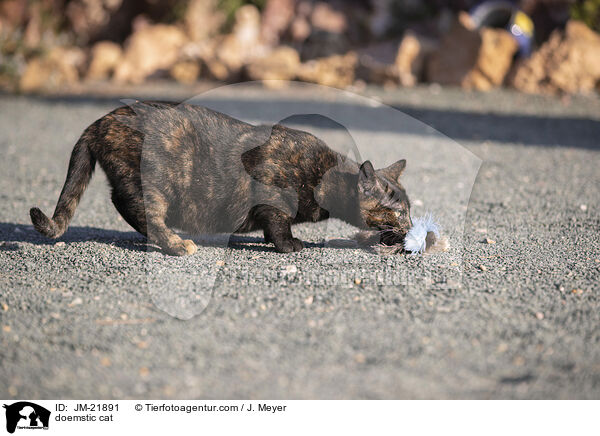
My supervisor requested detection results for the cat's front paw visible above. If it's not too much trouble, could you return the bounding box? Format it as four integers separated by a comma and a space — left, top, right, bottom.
274, 237, 304, 253
163, 239, 198, 256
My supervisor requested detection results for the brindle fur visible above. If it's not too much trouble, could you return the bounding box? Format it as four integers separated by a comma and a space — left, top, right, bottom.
30, 102, 411, 255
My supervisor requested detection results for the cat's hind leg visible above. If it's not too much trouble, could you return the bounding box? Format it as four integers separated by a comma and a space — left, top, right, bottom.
144, 191, 197, 256
111, 191, 147, 236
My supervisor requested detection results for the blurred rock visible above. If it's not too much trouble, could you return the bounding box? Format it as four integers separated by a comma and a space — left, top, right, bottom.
232, 4, 262, 46
290, 15, 311, 43
170, 60, 200, 84
301, 30, 349, 60
510, 20, 600, 94
310, 2, 346, 34
427, 12, 517, 91
298, 52, 357, 88
396, 32, 438, 87
66, 0, 124, 43
20, 46, 86, 92
261, 0, 296, 46
180, 39, 225, 80
204, 57, 230, 81
184, 0, 225, 42
0, 0, 28, 31
470, 27, 518, 89
114, 24, 187, 84
295, 0, 351, 59
23, 2, 41, 48
290, 1, 312, 42
356, 40, 399, 85
246, 46, 300, 82
207, 5, 269, 80
86, 41, 123, 80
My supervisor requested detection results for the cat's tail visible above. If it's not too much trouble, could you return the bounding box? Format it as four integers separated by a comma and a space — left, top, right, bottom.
30, 132, 96, 239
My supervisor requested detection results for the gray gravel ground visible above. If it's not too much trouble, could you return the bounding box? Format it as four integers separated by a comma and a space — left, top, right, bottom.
0, 83, 599, 399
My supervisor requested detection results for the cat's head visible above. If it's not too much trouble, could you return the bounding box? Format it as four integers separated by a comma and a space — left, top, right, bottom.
358, 160, 412, 244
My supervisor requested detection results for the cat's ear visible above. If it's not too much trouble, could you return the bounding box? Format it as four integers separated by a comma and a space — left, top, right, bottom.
358, 160, 379, 193
379, 159, 406, 184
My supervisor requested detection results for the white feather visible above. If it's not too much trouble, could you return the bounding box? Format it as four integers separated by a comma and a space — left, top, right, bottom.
404, 213, 440, 255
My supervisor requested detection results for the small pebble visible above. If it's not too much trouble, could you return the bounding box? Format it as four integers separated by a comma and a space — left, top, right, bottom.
580, 204, 587, 211
535, 312, 544, 320
68, 297, 83, 307
54, 241, 65, 247
215, 260, 225, 267
479, 265, 488, 272
1, 303, 8, 312
304, 295, 314, 305
2, 325, 11, 333
484, 238, 496, 244
354, 278, 362, 285
284, 265, 297, 274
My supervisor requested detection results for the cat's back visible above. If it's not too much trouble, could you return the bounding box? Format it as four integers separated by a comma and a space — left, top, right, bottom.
87, 102, 254, 166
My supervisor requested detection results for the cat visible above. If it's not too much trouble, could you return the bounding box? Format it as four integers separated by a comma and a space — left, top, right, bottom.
30, 101, 412, 255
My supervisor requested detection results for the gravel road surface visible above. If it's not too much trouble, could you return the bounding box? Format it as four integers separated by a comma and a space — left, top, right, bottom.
1, 84, 598, 399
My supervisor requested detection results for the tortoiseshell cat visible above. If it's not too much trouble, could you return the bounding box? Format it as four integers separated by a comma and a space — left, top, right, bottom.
30, 102, 411, 255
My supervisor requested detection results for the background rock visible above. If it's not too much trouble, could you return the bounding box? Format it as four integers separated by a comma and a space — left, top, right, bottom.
310, 2, 347, 34
260, 0, 296, 46
290, 1, 312, 43
246, 46, 300, 82
170, 60, 200, 84
356, 40, 399, 85
297, 51, 357, 88
427, 12, 517, 91
396, 32, 438, 87
204, 5, 270, 81
511, 20, 600, 94
184, 0, 225, 42
86, 41, 123, 80
66, 0, 124, 43
20, 46, 86, 92
113, 24, 187, 84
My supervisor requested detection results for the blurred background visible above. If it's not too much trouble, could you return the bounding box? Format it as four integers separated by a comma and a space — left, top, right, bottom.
0, 0, 598, 95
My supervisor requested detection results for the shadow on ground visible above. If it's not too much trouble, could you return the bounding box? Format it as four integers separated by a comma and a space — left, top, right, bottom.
12, 93, 600, 150
0, 222, 329, 254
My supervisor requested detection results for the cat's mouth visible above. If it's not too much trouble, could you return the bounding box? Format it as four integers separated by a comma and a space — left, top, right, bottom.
377, 226, 408, 246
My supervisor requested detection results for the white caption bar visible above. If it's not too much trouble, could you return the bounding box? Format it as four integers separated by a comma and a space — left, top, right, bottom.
0, 400, 597, 435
